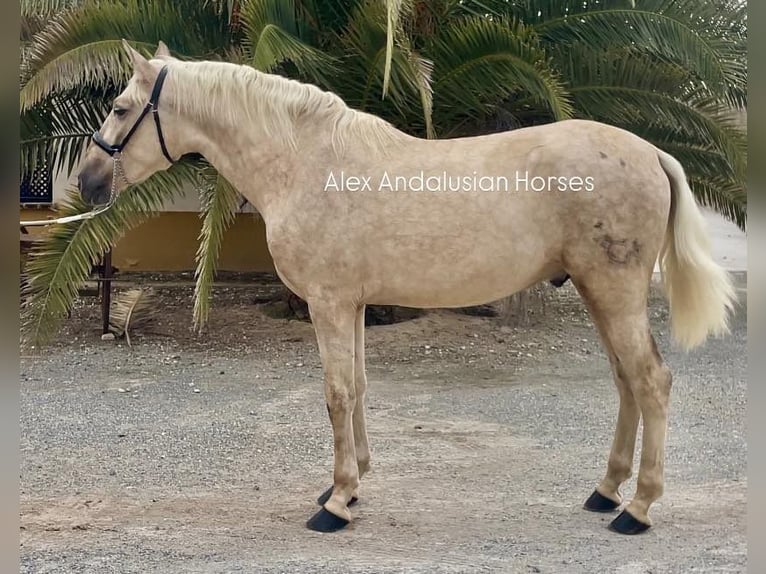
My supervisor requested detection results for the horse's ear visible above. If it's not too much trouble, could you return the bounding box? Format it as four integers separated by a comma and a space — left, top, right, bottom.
154, 41, 171, 59
122, 39, 155, 83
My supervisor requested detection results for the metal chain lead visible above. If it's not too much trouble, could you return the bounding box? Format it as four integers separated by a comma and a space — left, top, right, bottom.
110, 153, 130, 203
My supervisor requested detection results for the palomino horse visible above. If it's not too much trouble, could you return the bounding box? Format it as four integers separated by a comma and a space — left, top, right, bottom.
78, 41, 736, 535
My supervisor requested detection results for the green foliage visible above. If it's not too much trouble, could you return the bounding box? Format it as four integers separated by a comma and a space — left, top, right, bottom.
20, 0, 747, 344
21, 164, 198, 346
193, 166, 242, 331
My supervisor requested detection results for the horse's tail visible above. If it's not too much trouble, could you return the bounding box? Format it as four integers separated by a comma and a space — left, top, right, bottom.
655, 148, 736, 350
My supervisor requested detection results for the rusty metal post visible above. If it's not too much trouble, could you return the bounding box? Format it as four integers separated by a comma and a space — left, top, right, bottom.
101, 249, 113, 334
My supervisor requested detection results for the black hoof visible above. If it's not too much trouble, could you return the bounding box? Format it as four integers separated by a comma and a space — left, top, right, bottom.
583, 490, 620, 513
306, 507, 350, 533
609, 510, 651, 535
316, 486, 358, 507
550, 273, 571, 287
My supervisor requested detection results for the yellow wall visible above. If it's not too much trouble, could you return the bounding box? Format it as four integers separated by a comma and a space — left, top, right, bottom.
20, 209, 276, 272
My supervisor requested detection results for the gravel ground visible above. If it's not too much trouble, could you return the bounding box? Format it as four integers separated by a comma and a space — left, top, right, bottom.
20, 277, 747, 573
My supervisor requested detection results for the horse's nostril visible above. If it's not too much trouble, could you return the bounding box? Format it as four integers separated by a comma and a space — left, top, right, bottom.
78, 170, 109, 205
78, 171, 95, 194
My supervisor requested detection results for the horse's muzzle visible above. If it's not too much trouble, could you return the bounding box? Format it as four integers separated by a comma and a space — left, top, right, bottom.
78, 167, 112, 206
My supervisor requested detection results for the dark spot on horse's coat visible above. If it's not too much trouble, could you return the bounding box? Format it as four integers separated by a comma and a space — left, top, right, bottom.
620, 159, 627, 168
597, 235, 641, 265
594, 221, 604, 229
599, 152, 608, 159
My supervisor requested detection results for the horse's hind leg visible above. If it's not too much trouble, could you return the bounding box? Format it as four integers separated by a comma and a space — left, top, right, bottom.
316, 304, 370, 508
580, 286, 641, 513
352, 305, 372, 479
583, 370, 640, 513
575, 275, 672, 534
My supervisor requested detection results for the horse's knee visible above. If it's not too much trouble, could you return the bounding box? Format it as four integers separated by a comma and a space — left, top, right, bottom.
354, 377, 367, 396
325, 384, 356, 414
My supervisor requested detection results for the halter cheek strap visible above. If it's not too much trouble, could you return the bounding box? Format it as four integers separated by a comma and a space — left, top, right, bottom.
92, 65, 175, 165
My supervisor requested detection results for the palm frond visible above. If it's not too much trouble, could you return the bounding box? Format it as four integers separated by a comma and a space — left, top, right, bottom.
192, 166, 241, 331
334, 2, 434, 135
572, 87, 745, 177
531, 0, 746, 108
408, 49, 435, 138
109, 287, 158, 346
204, 0, 242, 25
383, 0, 413, 96
431, 17, 573, 130
240, 0, 336, 83
21, 0, 231, 92
21, 0, 83, 41
21, 0, 82, 18
21, 163, 198, 347
21, 39, 136, 112
21, 89, 111, 179
688, 175, 746, 231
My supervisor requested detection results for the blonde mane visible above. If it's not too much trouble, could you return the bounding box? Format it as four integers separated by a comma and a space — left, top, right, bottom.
155, 60, 405, 157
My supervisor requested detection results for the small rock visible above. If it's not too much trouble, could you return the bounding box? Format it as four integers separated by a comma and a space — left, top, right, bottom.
101, 333, 115, 341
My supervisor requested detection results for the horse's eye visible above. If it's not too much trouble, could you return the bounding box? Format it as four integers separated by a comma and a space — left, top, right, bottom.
113, 108, 128, 118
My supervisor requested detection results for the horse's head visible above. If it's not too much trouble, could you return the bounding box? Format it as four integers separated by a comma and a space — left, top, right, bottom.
78, 40, 181, 205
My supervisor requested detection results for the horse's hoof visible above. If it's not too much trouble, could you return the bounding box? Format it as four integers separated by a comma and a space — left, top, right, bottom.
306, 507, 350, 533
316, 486, 358, 507
609, 510, 651, 535
583, 489, 620, 513
550, 273, 571, 287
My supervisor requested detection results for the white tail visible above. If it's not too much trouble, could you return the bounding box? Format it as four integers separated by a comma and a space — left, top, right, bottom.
656, 149, 737, 349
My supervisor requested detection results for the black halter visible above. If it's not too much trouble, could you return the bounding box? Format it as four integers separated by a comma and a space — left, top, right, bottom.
92, 65, 175, 164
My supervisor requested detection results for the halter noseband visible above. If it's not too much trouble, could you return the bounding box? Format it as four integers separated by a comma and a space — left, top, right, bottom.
92, 65, 176, 165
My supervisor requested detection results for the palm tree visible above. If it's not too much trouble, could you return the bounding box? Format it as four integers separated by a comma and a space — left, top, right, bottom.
20, 0, 747, 345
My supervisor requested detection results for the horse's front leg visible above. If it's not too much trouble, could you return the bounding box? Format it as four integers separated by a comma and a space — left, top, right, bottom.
306, 300, 359, 532
317, 304, 369, 508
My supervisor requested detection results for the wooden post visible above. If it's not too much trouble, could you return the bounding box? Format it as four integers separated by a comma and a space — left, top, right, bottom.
101, 249, 113, 334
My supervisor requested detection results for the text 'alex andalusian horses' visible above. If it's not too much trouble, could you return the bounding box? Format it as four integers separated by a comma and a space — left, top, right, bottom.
77, 41, 736, 535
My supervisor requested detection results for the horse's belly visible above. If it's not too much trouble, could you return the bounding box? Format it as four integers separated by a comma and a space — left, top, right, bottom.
364, 243, 561, 308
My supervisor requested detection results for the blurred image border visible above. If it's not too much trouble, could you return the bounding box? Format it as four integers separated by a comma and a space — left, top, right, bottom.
2, 1, 20, 573
747, 1, 763, 572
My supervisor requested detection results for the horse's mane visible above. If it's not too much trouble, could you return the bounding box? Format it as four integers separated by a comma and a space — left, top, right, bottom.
158, 60, 405, 156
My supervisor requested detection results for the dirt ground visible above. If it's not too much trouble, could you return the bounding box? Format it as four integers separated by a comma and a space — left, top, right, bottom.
20, 276, 748, 573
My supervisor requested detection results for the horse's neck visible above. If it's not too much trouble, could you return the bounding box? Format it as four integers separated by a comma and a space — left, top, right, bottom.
175, 66, 410, 215
187, 114, 329, 217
